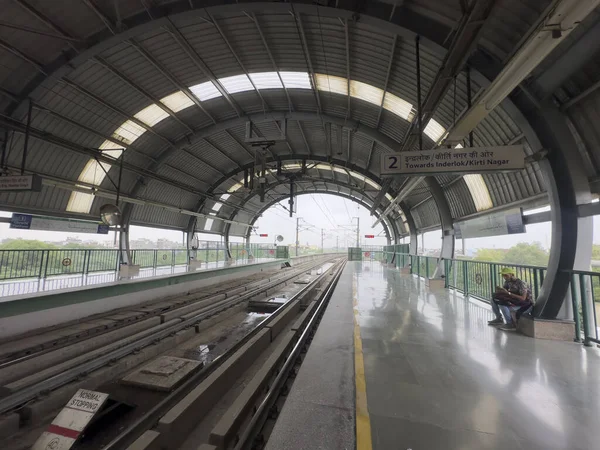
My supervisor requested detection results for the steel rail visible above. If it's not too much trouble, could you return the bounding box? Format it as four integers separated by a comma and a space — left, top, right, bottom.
0, 256, 338, 416
0, 259, 304, 370
234, 259, 347, 450
102, 258, 345, 450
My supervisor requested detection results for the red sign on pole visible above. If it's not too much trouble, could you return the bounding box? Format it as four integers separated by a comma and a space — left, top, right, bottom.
364, 234, 375, 238
259, 233, 269, 237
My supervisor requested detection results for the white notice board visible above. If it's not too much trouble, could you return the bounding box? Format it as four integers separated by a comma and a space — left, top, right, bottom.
32, 389, 109, 450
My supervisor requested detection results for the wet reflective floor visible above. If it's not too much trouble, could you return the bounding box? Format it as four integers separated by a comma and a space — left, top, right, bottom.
354, 262, 600, 450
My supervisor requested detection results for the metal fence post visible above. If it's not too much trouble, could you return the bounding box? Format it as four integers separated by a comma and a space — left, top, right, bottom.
43, 250, 50, 279
570, 274, 582, 343
425, 257, 429, 279
533, 269, 539, 300
579, 273, 593, 347
37, 250, 45, 280
463, 260, 468, 296
83, 250, 90, 275
172, 249, 175, 267
444, 259, 449, 288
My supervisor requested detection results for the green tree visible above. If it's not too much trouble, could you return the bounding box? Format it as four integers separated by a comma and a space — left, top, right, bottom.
502, 242, 549, 266
0, 239, 58, 250
473, 248, 507, 263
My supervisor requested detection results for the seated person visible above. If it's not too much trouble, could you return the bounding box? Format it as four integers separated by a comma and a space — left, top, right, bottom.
488, 267, 533, 330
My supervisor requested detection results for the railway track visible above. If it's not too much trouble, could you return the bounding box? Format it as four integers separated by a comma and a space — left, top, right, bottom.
96, 258, 347, 450
0, 255, 338, 431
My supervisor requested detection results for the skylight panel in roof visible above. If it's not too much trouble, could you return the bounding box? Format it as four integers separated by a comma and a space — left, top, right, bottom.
424, 118, 446, 143
249, 72, 283, 89
455, 143, 464, 148
219, 74, 254, 94
280, 72, 311, 89
212, 202, 223, 212
315, 74, 347, 95
78, 159, 111, 185
220, 193, 231, 201
190, 81, 222, 101
67, 192, 95, 214
463, 174, 493, 212
99, 140, 124, 151
382, 93, 413, 120
350, 80, 384, 106
113, 120, 146, 145
283, 163, 302, 170
204, 218, 214, 231
161, 91, 194, 112
227, 182, 244, 193
385, 193, 393, 201
134, 104, 170, 127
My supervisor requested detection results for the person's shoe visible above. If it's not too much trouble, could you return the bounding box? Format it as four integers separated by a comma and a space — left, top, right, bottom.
487, 317, 503, 326
499, 323, 516, 331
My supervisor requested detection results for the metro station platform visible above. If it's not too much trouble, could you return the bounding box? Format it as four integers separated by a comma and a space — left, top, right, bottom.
0, 257, 293, 340
268, 261, 600, 450
0, 258, 273, 299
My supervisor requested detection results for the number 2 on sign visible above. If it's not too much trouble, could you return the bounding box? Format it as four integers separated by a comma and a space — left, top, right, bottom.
388, 156, 398, 169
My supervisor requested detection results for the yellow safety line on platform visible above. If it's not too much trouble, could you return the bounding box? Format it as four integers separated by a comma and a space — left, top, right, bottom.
353, 275, 373, 450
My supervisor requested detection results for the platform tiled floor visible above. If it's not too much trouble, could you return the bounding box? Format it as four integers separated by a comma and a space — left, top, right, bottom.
269, 261, 600, 450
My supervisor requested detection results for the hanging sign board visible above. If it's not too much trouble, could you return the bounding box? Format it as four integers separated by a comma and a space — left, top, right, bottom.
9, 214, 109, 234
454, 207, 525, 239
380, 145, 525, 175
364, 235, 375, 238
259, 233, 269, 237
0, 174, 42, 192
32, 389, 109, 450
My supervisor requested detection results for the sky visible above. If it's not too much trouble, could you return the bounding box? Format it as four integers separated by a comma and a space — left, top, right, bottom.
2, 196, 600, 251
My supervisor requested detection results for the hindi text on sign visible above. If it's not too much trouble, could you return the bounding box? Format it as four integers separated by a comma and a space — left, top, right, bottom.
380, 145, 525, 175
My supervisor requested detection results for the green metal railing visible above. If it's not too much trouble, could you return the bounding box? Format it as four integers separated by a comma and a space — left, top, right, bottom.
397, 253, 547, 305
445, 259, 545, 303
0, 241, 284, 282
409, 255, 440, 279
396, 253, 600, 346
566, 269, 600, 346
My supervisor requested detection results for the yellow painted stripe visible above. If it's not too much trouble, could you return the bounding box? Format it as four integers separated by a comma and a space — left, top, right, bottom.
353, 276, 373, 450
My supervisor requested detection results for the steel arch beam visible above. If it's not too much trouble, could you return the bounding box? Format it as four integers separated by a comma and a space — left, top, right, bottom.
183, 154, 408, 241
470, 48, 593, 319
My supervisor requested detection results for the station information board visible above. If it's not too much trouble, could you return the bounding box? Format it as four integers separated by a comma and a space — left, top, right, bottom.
380, 145, 525, 175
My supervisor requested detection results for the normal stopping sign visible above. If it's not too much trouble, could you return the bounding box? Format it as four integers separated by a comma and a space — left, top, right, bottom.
32, 389, 109, 450
380, 145, 525, 175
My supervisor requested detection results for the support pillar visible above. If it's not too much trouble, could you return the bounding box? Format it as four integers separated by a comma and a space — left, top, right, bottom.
223, 224, 233, 265
424, 177, 454, 279
518, 101, 593, 320
401, 200, 418, 255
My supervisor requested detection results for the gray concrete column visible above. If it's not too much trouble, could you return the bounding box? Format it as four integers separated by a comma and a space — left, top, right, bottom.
424, 177, 455, 279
